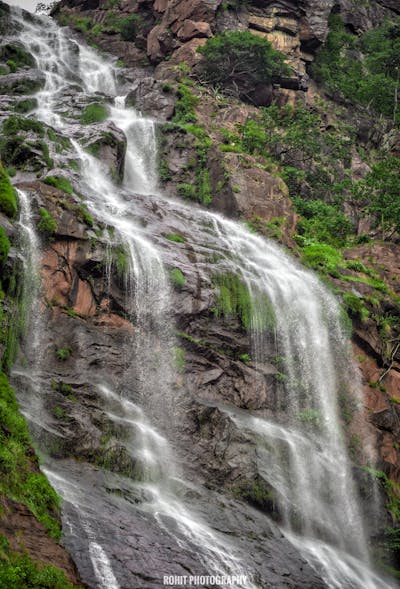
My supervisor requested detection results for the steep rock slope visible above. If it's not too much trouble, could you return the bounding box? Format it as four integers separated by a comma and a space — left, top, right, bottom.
53, 0, 400, 578
0, 0, 399, 586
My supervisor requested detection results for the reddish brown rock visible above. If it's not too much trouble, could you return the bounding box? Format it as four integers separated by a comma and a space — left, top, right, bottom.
154, 0, 168, 11
176, 19, 212, 41
147, 24, 175, 62
169, 37, 207, 67
165, 0, 222, 33
0, 497, 81, 586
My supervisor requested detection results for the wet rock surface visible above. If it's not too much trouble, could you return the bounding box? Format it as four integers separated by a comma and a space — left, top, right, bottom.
1, 1, 400, 587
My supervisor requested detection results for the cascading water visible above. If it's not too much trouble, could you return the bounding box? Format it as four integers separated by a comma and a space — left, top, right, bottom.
6, 6, 397, 589
10, 9, 258, 589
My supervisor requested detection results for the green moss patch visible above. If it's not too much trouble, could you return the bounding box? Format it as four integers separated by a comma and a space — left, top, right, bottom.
0, 373, 61, 539
43, 176, 73, 195
213, 272, 275, 331
80, 103, 108, 125
37, 208, 57, 237
0, 164, 18, 219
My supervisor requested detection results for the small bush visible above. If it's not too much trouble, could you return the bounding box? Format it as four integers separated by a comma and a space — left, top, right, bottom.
169, 268, 186, 289
294, 198, 353, 247
37, 208, 57, 237
0, 164, 18, 218
80, 103, 108, 125
197, 31, 290, 100
43, 176, 73, 194
56, 347, 72, 361
119, 14, 139, 41
178, 183, 196, 200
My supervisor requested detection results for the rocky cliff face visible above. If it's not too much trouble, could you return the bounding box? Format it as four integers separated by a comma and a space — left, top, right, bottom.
1, 0, 400, 586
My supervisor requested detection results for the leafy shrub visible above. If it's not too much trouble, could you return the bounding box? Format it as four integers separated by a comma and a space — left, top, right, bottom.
119, 14, 139, 41
362, 157, 400, 235
43, 176, 73, 194
80, 103, 108, 125
293, 198, 353, 247
0, 164, 18, 218
37, 208, 57, 236
312, 14, 400, 122
300, 242, 343, 276
197, 31, 290, 100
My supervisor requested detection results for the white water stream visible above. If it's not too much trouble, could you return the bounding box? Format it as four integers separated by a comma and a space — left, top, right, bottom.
8, 7, 397, 589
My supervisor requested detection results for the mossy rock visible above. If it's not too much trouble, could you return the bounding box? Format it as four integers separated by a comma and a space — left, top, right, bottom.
0, 164, 18, 218
80, 103, 108, 125
0, 74, 44, 96
0, 137, 53, 172
0, 226, 10, 265
43, 176, 73, 195
0, 44, 35, 70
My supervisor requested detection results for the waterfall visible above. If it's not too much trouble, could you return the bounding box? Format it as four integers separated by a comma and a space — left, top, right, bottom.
12, 10, 257, 588
7, 7, 396, 589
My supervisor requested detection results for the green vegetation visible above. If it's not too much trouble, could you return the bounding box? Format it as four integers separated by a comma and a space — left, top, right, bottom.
300, 242, 343, 276
43, 175, 73, 195
113, 245, 129, 279
312, 15, 400, 123
14, 98, 37, 114
56, 347, 72, 361
345, 157, 400, 237
0, 164, 18, 218
173, 84, 199, 125
37, 208, 57, 237
164, 233, 185, 243
293, 198, 353, 247
342, 292, 370, 322
0, 542, 78, 588
119, 14, 140, 41
74, 204, 93, 227
0, 44, 35, 71
213, 272, 275, 331
298, 408, 321, 427
80, 103, 108, 125
174, 347, 185, 373
197, 31, 290, 100
232, 477, 275, 510
169, 268, 186, 289
2, 115, 45, 137
0, 227, 11, 266
0, 373, 61, 538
